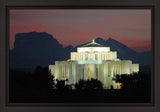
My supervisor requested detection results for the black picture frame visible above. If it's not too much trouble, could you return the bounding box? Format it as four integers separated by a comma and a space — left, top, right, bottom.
0, 0, 160, 112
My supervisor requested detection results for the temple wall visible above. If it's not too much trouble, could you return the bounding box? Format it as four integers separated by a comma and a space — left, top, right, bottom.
83, 64, 96, 80
131, 64, 139, 73
121, 60, 132, 74
77, 47, 110, 52
97, 64, 105, 85
102, 62, 108, 88
97, 61, 117, 89
71, 51, 117, 61
49, 65, 55, 76
70, 62, 76, 84
75, 64, 84, 82
54, 61, 60, 80
112, 61, 122, 75
51, 59, 138, 89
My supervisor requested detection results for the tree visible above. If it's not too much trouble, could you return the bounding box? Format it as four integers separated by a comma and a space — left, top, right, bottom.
9, 66, 55, 102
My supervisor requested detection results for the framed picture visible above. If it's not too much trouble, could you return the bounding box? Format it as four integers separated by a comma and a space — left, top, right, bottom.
0, 0, 160, 112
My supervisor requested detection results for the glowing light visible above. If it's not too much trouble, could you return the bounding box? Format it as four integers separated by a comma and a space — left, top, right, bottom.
77, 47, 110, 52
88, 67, 90, 80
116, 83, 122, 89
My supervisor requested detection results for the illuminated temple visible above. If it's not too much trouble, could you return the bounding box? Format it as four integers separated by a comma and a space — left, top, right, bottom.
49, 40, 139, 89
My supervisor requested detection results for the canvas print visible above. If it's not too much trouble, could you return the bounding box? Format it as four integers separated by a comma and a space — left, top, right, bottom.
9, 9, 151, 103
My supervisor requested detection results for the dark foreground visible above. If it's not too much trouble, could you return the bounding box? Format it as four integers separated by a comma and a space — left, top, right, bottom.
9, 67, 151, 103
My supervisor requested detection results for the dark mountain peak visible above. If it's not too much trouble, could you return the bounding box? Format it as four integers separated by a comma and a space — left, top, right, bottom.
106, 37, 129, 48
64, 45, 73, 50
66, 45, 73, 48
107, 37, 119, 43
15, 32, 55, 40
95, 37, 106, 45
14, 32, 62, 48
11, 32, 66, 68
95, 37, 105, 41
95, 37, 124, 47
106, 38, 136, 52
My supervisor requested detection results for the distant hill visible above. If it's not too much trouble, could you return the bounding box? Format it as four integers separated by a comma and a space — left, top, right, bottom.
95, 37, 151, 65
9, 32, 151, 69
10, 32, 71, 69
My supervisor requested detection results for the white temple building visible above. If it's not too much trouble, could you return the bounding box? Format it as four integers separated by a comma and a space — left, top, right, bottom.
49, 40, 139, 89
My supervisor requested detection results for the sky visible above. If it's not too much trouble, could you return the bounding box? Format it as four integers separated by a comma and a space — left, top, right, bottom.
9, 9, 151, 52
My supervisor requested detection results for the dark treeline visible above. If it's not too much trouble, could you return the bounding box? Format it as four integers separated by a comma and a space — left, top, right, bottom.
9, 66, 151, 103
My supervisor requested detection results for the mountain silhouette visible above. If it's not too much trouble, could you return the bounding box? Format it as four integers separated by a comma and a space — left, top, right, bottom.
10, 32, 70, 69
95, 37, 151, 65
9, 32, 151, 69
